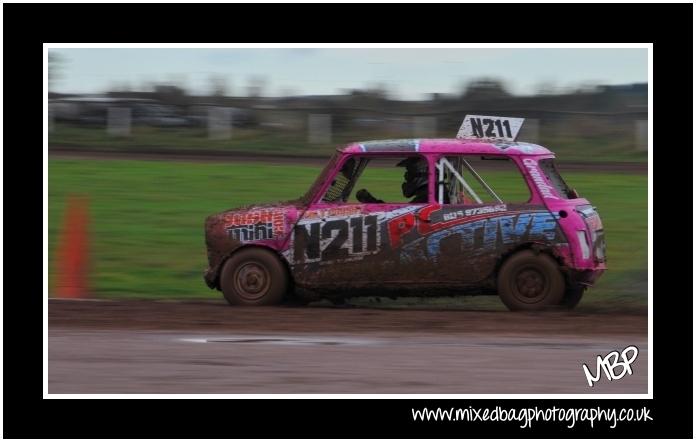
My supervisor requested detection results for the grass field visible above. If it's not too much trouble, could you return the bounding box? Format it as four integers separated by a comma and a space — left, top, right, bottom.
48, 158, 648, 310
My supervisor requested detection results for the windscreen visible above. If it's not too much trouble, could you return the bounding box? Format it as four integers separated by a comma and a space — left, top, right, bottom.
301, 152, 341, 204
321, 157, 369, 203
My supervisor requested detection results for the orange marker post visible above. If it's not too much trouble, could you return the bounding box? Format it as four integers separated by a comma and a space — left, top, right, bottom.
55, 195, 91, 298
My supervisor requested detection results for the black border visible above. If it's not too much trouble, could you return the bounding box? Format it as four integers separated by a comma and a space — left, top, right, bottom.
4, 2, 693, 439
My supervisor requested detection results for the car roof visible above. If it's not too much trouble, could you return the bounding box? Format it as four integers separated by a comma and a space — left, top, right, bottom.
340, 138, 554, 156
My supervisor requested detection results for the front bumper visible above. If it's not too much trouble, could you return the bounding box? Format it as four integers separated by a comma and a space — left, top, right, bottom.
204, 267, 218, 289
569, 268, 605, 287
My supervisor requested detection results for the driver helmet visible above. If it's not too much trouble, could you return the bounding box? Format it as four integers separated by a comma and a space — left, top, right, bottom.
396, 157, 428, 198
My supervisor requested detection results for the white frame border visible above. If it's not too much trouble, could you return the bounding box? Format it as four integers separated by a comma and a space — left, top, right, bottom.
43, 42, 652, 400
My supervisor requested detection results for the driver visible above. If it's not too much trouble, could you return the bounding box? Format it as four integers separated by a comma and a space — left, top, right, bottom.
356, 157, 429, 204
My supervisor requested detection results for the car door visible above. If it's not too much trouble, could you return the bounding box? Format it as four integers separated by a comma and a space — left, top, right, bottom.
422, 155, 535, 284
286, 154, 432, 288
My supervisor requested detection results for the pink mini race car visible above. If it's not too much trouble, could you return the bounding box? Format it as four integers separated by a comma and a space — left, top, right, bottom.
204, 116, 606, 310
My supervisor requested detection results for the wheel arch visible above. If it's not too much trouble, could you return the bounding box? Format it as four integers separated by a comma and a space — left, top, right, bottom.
494, 241, 569, 310
493, 241, 568, 286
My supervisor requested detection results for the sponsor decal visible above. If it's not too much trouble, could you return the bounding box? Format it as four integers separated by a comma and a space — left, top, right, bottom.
359, 139, 419, 152
522, 158, 559, 200
227, 222, 275, 242
443, 204, 508, 221
303, 206, 363, 220
492, 142, 539, 153
388, 204, 514, 248
291, 214, 380, 264
287, 206, 421, 265
286, 204, 561, 267
427, 212, 558, 256
400, 211, 559, 261
225, 209, 285, 242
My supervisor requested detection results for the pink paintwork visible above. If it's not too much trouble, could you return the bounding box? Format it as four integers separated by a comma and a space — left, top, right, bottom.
338, 138, 606, 276
204, 137, 606, 308
341, 138, 553, 155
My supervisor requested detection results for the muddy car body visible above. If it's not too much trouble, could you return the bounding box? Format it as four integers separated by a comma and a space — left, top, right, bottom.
204, 133, 606, 310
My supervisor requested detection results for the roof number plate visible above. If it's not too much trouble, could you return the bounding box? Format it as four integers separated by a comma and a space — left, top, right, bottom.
457, 115, 525, 142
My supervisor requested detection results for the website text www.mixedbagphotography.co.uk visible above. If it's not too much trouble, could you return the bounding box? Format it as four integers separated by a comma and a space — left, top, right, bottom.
412, 406, 652, 429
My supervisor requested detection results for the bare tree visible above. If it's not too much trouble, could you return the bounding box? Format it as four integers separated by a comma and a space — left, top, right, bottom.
278, 87, 298, 97
366, 82, 389, 99
574, 80, 601, 94
48, 52, 66, 92
247, 75, 268, 98
461, 78, 511, 99
534, 80, 558, 96
209, 74, 228, 97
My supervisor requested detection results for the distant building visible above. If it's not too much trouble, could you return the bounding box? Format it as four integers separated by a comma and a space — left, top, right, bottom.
598, 83, 648, 95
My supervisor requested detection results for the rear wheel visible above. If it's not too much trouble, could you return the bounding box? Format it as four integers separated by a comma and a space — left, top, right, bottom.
497, 250, 565, 311
220, 248, 288, 306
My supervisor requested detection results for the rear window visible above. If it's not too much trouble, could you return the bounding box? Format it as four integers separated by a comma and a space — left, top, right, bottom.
538, 158, 575, 199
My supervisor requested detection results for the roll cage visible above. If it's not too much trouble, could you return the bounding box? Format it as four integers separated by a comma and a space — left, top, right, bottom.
435, 156, 503, 205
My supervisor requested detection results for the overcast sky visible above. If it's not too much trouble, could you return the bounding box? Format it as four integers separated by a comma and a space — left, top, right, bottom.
49, 48, 649, 99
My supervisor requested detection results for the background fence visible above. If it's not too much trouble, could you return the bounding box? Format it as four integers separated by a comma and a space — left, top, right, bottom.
48, 85, 648, 163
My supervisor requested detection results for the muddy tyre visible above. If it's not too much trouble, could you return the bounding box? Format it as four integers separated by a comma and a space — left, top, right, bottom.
497, 250, 565, 311
562, 284, 585, 309
220, 248, 288, 306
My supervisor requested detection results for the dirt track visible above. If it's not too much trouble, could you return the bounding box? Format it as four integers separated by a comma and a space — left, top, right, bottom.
49, 299, 647, 335
48, 300, 648, 394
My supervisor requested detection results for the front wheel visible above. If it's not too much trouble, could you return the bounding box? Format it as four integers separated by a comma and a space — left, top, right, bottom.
497, 250, 565, 311
219, 248, 288, 306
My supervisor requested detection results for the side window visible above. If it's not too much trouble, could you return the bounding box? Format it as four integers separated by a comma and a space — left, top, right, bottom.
437, 156, 531, 204
321, 155, 430, 204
